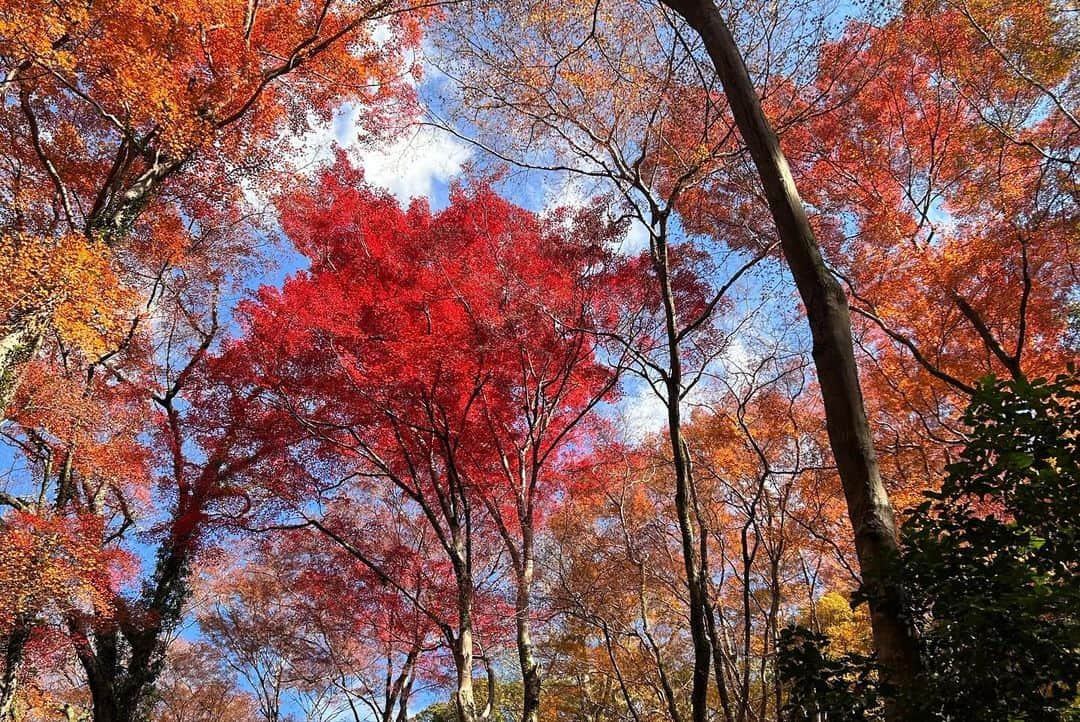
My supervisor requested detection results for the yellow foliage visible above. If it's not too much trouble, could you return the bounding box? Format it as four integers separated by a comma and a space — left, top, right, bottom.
811, 590, 874, 656
0, 234, 137, 357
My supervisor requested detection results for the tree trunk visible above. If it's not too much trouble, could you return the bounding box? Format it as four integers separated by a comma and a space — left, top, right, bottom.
452, 548, 484, 722
515, 546, 541, 722
704, 598, 736, 722
71, 621, 128, 722
654, 222, 712, 722
0, 622, 30, 720
669, 418, 712, 722
390, 647, 418, 722
452, 616, 497, 722
0, 322, 42, 421
88, 154, 181, 243
71, 539, 194, 722
655, 0, 922, 715
79, 646, 120, 722
453, 628, 480, 722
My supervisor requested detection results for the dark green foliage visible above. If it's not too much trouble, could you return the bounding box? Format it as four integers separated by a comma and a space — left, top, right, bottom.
903, 369, 1080, 721
777, 626, 883, 722
779, 370, 1080, 721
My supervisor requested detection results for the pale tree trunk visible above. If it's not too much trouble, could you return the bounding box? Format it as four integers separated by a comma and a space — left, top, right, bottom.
395, 670, 414, 722
453, 622, 496, 722
655, 0, 922, 715
480, 457, 544, 722
0, 322, 43, 421
515, 534, 540, 722
454, 624, 480, 722
386, 647, 419, 722
451, 547, 496, 722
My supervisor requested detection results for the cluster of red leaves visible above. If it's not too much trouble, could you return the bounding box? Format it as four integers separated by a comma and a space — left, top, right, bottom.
218, 155, 623, 507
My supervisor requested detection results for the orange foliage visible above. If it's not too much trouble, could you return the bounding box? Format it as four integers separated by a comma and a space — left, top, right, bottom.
10, 357, 154, 504
0, 234, 137, 357
0, 512, 133, 630
0, 0, 429, 372
793, 4, 1076, 496
664, 1, 1078, 502
795, 3, 1077, 380
151, 641, 263, 722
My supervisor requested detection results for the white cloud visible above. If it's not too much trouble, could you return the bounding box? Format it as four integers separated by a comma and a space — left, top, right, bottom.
616, 375, 722, 444
348, 123, 472, 203
543, 174, 592, 211
616, 377, 669, 444
280, 103, 472, 205
721, 337, 751, 377
621, 217, 650, 256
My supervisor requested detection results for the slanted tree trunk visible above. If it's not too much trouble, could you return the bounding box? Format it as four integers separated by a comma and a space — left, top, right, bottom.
394, 654, 417, 722
87, 154, 182, 244
384, 646, 419, 722
655, 0, 922, 715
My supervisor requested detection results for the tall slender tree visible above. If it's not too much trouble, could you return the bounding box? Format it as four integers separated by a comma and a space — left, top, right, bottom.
652, 1, 921, 714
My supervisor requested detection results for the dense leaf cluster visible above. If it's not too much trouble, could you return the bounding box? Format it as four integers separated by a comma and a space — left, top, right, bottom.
781, 370, 1080, 721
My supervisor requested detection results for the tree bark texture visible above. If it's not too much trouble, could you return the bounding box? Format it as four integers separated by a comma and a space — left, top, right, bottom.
655, 0, 922, 715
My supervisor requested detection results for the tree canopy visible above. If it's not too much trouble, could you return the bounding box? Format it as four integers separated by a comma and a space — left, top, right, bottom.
1, 1, 1077, 721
